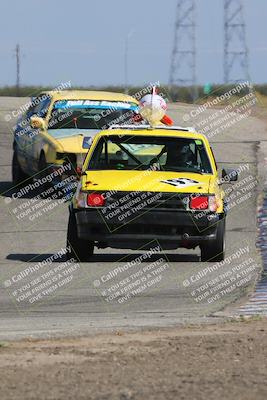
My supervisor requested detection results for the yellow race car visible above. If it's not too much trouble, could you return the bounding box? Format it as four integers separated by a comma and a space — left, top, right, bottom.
67, 125, 238, 262
12, 90, 139, 185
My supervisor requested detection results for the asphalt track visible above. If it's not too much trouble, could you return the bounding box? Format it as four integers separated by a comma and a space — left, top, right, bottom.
0, 97, 265, 340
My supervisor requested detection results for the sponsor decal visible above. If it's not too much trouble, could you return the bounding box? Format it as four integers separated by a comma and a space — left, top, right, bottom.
160, 178, 200, 188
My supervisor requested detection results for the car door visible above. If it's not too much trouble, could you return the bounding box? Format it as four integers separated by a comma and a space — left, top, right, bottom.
14, 102, 36, 174
27, 95, 51, 173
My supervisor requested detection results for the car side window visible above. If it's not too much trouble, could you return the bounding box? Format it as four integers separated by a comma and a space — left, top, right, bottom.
26, 96, 51, 120
32, 96, 51, 118
210, 147, 218, 170
26, 104, 36, 118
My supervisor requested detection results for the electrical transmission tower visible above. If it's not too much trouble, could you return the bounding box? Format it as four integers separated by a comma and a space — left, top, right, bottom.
169, 0, 197, 101
15, 44, 21, 95
224, 0, 250, 83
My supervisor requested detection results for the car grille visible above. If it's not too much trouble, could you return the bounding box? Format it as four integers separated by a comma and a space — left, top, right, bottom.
104, 191, 188, 211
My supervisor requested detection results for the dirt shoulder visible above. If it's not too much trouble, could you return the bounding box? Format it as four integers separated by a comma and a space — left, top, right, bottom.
0, 318, 266, 400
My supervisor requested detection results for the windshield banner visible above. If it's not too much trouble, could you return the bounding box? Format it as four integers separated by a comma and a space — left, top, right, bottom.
54, 100, 138, 111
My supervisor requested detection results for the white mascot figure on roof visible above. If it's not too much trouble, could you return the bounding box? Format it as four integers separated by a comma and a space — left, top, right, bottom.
139, 87, 173, 127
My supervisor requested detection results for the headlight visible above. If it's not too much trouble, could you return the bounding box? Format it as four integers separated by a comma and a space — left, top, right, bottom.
75, 188, 106, 209
190, 196, 209, 210
87, 193, 105, 207
189, 195, 218, 211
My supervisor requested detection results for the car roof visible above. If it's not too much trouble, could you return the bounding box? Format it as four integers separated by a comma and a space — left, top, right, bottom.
96, 127, 206, 141
39, 90, 139, 104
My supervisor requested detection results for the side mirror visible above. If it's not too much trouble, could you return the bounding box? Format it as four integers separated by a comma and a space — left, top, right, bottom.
221, 168, 238, 183
30, 116, 46, 130
76, 166, 86, 178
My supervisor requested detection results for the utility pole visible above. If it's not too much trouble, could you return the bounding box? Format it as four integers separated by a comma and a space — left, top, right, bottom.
169, 0, 197, 102
15, 44, 21, 96
224, 0, 250, 83
124, 35, 129, 94
124, 31, 134, 95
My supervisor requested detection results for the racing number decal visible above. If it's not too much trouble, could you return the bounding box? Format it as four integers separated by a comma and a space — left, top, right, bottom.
160, 178, 200, 188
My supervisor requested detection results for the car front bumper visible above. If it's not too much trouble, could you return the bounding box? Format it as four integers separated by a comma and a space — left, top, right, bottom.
74, 208, 222, 249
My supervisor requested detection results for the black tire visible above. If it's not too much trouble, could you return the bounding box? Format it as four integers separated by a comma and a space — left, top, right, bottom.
12, 149, 28, 185
38, 153, 51, 191
38, 152, 48, 177
66, 210, 94, 262
201, 218, 226, 262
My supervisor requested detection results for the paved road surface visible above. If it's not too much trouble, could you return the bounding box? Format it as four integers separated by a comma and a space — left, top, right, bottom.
0, 96, 265, 340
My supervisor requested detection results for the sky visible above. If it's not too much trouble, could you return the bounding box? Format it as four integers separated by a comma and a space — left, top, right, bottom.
0, 0, 266, 87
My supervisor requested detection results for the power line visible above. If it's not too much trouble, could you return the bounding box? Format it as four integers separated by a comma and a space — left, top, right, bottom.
169, 0, 197, 101
224, 0, 250, 83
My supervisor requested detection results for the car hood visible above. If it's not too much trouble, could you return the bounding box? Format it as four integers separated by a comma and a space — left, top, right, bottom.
47, 129, 100, 153
82, 170, 213, 194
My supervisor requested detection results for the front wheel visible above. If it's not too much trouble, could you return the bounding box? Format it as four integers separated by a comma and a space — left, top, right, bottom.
12, 149, 28, 185
201, 218, 225, 262
38, 152, 54, 192
66, 210, 94, 262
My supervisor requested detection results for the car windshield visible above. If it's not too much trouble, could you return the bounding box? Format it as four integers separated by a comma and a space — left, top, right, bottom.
48, 100, 138, 131
87, 135, 213, 174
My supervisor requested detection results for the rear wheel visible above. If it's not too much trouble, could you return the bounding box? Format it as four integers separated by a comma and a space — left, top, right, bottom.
66, 210, 94, 262
12, 149, 28, 185
201, 218, 225, 262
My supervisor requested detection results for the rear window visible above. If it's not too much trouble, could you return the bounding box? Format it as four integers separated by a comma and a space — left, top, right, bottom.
87, 135, 213, 174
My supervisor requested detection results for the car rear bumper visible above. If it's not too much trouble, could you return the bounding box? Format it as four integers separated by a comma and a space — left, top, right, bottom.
74, 208, 222, 249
